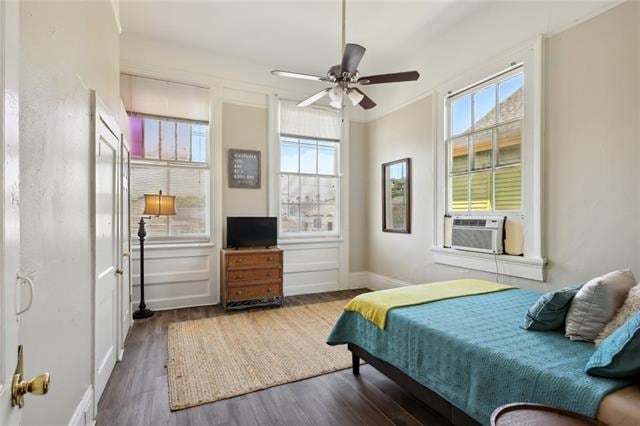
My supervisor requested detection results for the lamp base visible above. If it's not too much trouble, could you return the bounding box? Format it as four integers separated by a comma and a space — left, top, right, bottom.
133, 308, 154, 320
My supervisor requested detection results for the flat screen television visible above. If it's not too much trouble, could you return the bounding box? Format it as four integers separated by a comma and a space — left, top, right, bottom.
226, 217, 277, 248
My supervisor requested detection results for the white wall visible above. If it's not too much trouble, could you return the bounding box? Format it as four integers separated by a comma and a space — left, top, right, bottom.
362, 1, 640, 291
19, 1, 124, 424
349, 121, 368, 272
543, 0, 640, 286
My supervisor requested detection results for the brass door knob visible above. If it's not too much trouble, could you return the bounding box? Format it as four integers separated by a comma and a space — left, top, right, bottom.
11, 345, 50, 408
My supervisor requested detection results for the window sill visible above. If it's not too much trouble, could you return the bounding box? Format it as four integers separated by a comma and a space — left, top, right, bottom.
132, 241, 215, 251
277, 237, 344, 246
431, 247, 547, 281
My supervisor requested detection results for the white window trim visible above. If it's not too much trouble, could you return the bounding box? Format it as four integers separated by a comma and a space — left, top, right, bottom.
432, 36, 546, 281
268, 95, 349, 244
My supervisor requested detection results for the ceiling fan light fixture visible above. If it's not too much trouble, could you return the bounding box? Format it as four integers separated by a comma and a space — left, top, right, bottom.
329, 86, 342, 102
347, 88, 364, 106
329, 97, 343, 109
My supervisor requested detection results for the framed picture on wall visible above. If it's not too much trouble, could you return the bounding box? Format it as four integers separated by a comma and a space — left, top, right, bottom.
228, 149, 261, 188
382, 158, 411, 233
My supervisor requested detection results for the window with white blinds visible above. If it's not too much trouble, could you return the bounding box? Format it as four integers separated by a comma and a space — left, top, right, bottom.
123, 74, 211, 243
279, 101, 341, 237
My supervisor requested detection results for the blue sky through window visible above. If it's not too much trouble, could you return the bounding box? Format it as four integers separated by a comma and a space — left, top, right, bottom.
474, 85, 496, 127
499, 73, 524, 102
451, 95, 471, 136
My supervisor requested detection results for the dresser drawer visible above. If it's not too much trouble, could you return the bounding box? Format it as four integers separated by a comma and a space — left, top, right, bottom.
227, 268, 280, 283
226, 283, 282, 302
227, 253, 280, 268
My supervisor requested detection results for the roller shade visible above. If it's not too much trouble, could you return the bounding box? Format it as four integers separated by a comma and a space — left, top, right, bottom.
120, 74, 210, 122
280, 101, 341, 141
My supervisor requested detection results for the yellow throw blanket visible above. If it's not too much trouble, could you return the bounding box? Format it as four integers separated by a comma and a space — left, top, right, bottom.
345, 279, 516, 329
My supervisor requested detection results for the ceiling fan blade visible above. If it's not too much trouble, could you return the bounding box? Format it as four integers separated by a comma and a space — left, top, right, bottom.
271, 70, 329, 82
341, 43, 366, 74
297, 88, 331, 107
354, 88, 376, 110
357, 71, 420, 85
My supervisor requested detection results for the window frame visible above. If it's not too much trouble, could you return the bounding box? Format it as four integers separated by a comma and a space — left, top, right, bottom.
277, 133, 341, 239
445, 65, 524, 215
269, 98, 345, 243
431, 36, 545, 281
128, 112, 212, 244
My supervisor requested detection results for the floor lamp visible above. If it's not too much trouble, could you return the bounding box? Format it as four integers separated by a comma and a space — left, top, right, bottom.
134, 190, 176, 320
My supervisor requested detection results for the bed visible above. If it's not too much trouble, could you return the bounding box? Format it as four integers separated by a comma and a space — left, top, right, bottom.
327, 287, 640, 425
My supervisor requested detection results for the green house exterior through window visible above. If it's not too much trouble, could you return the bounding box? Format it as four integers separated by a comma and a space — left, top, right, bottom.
447, 68, 523, 213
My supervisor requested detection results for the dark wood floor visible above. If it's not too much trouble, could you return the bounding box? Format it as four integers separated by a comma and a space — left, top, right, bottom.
96, 290, 450, 425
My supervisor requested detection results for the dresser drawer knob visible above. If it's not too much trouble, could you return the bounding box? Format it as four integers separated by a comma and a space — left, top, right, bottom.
267, 257, 273, 261
236, 290, 242, 295
237, 274, 243, 279
266, 272, 272, 277
237, 258, 243, 263
267, 287, 272, 293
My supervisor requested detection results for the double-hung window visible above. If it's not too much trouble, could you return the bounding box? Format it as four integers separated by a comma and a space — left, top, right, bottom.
278, 101, 342, 237
129, 114, 210, 242
447, 67, 524, 213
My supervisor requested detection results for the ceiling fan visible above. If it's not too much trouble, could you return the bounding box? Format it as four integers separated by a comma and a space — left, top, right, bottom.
270, 0, 420, 110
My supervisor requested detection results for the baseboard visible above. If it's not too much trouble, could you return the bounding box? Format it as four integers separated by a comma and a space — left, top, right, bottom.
284, 281, 339, 296
68, 385, 94, 426
349, 271, 369, 289
349, 271, 412, 291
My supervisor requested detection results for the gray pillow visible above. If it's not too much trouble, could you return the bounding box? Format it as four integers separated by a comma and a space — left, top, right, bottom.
565, 270, 636, 342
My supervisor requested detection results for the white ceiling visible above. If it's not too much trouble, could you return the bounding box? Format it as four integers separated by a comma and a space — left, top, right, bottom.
120, 0, 481, 77
120, 0, 621, 120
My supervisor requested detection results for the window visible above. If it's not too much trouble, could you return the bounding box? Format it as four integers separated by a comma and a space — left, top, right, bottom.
278, 101, 341, 237
129, 114, 209, 242
447, 68, 523, 213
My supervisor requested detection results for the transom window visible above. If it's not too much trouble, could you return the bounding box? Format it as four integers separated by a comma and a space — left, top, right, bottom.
447, 68, 523, 213
129, 113, 210, 242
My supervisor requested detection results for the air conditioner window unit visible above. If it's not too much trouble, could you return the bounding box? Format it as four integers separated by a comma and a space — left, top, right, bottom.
451, 216, 504, 254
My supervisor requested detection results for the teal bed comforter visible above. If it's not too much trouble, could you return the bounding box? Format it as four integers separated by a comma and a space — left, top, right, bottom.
326, 289, 631, 425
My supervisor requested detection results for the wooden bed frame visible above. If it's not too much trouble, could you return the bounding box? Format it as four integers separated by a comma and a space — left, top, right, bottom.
348, 343, 481, 426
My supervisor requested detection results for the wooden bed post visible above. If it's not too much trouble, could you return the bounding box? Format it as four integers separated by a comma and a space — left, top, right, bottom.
352, 352, 360, 376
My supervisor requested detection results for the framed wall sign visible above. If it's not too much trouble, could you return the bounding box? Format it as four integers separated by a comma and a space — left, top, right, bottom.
382, 158, 411, 233
228, 149, 261, 188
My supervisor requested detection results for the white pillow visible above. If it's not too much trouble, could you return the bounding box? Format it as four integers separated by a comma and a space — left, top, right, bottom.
565, 270, 636, 342
595, 284, 640, 346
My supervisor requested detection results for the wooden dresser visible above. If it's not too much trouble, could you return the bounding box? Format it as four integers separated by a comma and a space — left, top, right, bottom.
220, 247, 283, 309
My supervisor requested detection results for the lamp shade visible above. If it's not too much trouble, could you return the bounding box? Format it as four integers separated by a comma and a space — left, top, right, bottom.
143, 192, 176, 216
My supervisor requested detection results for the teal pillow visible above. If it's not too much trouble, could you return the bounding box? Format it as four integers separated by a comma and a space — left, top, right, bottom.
586, 311, 640, 378
522, 284, 582, 331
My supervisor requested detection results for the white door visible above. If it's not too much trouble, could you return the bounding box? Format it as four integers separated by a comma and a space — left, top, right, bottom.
117, 135, 132, 359
93, 95, 120, 406
0, 1, 21, 423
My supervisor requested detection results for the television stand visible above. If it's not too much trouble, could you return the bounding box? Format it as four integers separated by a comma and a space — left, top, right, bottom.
220, 247, 283, 310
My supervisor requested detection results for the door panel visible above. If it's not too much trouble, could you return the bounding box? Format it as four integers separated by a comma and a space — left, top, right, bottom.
118, 138, 131, 358
1, 1, 21, 424
94, 103, 119, 405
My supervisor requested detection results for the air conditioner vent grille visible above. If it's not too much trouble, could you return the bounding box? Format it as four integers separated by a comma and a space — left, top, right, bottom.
451, 228, 494, 251
453, 218, 486, 227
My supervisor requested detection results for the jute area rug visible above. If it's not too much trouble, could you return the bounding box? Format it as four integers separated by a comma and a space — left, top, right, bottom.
167, 300, 353, 410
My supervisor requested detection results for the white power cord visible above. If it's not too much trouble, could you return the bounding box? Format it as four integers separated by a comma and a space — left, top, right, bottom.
493, 252, 500, 283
